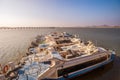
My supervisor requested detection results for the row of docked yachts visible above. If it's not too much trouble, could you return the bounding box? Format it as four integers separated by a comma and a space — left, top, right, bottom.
0, 32, 115, 80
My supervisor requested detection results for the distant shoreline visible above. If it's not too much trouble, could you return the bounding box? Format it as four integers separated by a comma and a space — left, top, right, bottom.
0, 26, 120, 29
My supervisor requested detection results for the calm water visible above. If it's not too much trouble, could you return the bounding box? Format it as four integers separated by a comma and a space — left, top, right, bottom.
0, 28, 120, 80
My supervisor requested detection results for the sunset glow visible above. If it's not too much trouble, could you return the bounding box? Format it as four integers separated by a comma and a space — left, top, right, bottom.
0, 0, 120, 27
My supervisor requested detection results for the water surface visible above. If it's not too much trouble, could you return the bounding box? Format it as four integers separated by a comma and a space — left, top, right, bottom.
0, 28, 120, 80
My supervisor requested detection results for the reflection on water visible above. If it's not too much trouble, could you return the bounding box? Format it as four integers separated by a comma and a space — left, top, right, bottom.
0, 28, 120, 80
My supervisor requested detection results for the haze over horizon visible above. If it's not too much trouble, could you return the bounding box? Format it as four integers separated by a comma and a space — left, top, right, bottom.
0, 0, 120, 27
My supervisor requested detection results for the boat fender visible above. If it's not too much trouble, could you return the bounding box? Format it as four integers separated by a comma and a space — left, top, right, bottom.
3, 65, 10, 73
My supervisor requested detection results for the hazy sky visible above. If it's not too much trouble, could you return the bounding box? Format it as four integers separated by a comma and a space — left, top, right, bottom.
0, 0, 120, 27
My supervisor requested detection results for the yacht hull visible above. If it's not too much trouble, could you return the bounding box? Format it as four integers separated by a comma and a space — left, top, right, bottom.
42, 53, 115, 80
